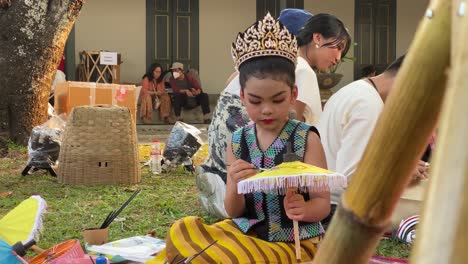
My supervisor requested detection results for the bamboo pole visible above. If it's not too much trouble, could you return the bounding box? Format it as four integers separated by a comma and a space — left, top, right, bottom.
410, 0, 468, 262
312, 0, 451, 263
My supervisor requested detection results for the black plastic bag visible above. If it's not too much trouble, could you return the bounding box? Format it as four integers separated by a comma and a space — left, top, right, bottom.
163, 122, 203, 166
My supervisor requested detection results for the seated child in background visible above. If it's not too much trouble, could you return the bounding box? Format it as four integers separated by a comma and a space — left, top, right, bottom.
150, 13, 330, 263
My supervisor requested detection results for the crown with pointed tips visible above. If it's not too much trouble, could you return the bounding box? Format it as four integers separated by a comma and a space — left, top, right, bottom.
231, 13, 298, 70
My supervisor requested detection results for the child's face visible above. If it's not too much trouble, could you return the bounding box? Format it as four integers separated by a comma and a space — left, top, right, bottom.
240, 77, 297, 130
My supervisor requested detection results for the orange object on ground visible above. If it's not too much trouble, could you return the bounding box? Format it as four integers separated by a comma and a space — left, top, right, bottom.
54, 81, 137, 123
29, 239, 84, 264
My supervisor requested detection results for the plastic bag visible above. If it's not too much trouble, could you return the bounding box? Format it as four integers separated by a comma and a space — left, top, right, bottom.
50, 70, 66, 93
26, 115, 66, 168
163, 121, 203, 167
48, 103, 55, 117
86, 236, 166, 263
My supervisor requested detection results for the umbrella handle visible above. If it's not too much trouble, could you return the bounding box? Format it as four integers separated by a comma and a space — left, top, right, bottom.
31, 245, 46, 253
293, 220, 301, 260
11, 251, 29, 264
15, 255, 28, 264
288, 187, 301, 260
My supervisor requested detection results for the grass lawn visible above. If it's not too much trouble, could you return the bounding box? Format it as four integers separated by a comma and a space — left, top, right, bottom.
0, 142, 411, 259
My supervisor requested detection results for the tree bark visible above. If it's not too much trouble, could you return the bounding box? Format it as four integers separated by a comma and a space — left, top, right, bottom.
0, 0, 84, 145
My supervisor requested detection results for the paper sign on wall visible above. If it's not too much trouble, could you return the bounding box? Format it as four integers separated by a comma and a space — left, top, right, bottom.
100, 52, 118, 65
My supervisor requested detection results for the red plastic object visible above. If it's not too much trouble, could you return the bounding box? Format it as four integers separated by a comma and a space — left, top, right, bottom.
29, 239, 84, 264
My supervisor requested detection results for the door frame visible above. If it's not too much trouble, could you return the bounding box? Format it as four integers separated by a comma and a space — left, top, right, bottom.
146, 0, 199, 71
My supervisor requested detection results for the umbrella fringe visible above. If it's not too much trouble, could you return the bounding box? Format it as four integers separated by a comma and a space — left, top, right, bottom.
28, 195, 47, 244
237, 175, 347, 195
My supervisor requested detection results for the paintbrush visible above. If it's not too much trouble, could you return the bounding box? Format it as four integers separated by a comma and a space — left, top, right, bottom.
99, 210, 115, 229
101, 189, 141, 228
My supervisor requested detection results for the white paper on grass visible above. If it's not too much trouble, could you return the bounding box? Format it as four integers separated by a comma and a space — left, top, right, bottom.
86, 236, 166, 263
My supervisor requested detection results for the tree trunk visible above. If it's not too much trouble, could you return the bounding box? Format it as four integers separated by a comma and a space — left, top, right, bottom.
0, 0, 84, 145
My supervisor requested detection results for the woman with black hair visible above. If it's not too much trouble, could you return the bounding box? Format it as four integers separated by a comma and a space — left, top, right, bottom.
139, 63, 173, 124
294, 13, 352, 124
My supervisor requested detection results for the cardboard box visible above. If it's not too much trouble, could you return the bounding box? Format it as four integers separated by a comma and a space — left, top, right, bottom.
83, 227, 108, 245
54, 81, 137, 122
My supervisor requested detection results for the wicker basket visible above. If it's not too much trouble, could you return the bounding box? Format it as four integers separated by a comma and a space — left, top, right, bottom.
57, 105, 140, 184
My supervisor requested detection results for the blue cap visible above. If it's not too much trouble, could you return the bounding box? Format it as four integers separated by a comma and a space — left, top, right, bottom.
96, 255, 108, 264
278, 8, 313, 36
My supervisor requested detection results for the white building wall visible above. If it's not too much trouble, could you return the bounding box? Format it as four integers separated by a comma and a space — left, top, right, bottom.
396, 0, 429, 56
73, 0, 429, 92
75, 0, 146, 84
199, 0, 256, 93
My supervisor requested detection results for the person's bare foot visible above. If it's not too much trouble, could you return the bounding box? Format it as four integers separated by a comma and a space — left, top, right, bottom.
142, 118, 152, 124
163, 116, 175, 124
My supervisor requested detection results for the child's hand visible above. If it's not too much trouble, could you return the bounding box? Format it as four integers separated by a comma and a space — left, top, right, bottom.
284, 191, 307, 221
227, 159, 257, 184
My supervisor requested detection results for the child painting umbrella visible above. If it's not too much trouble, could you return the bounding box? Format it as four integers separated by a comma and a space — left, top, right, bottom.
237, 143, 346, 260
150, 12, 350, 263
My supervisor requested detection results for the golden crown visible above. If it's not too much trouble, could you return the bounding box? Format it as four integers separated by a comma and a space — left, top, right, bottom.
231, 12, 298, 70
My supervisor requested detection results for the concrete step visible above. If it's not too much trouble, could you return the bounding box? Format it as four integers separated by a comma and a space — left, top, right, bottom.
136, 94, 219, 125
137, 124, 208, 143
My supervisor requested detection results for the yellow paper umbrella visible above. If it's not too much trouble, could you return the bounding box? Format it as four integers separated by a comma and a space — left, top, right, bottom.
237, 161, 346, 260
238, 161, 346, 195
0, 195, 47, 245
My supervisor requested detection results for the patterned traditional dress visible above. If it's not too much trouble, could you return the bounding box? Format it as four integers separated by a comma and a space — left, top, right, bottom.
231, 119, 324, 242
150, 119, 324, 263
196, 91, 250, 218
202, 91, 250, 181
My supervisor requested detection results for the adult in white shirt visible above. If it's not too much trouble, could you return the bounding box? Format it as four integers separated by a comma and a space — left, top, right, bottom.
197, 11, 352, 218
317, 55, 429, 229
295, 13, 351, 125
